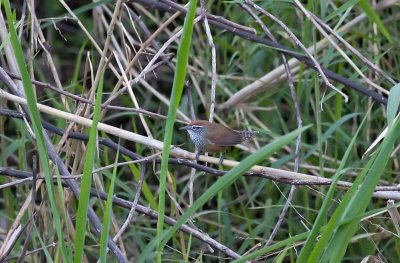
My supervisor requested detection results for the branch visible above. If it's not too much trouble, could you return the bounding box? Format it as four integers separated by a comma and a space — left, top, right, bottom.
0, 167, 241, 260
1, 109, 400, 199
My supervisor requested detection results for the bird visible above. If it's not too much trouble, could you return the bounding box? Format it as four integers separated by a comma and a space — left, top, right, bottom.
179, 120, 257, 165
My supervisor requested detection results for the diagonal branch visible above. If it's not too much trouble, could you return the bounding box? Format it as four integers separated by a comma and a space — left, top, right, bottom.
131, 0, 391, 107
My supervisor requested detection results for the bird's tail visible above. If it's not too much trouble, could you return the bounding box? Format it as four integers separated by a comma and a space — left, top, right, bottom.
237, 130, 258, 141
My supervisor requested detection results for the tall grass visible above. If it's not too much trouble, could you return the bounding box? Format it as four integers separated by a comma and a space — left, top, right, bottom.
3, 0, 69, 261
1, 0, 399, 262
155, 0, 198, 262
73, 71, 104, 263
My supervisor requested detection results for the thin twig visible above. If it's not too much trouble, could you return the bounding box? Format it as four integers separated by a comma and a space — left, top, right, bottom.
16, 155, 37, 263
136, 0, 392, 107
293, 3, 389, 95
128, 8, 198, 122
310, 13, 396, 86
165, 178, 215, 253
101, 60, 169, 109
0, 90, 397, 192
200, 0, 217, 123
33, 9, 70, 109
247, 0, 348, 103
112, 50, 154, 138
266, 185, 296, 246
3, 243, 57, 263
0, 167, 241, 259
99, 187, 243, 259
0, 64, 127, 263
2, 157, 400, 199
241, 1, 303, 247
387, 200, 400, 236
2, 108, 400, 197
185, 81, 197, 121
3, 164, 400, 259
0, 176, 43, 261
113, 164, 146, 241
101, 5, 183, 109
60, 0, 174, 126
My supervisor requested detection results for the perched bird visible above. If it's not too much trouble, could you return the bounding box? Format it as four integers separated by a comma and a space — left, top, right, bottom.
179, 120, 257, 164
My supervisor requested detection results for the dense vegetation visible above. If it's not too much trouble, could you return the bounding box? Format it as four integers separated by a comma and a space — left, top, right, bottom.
0, 0, 399, 262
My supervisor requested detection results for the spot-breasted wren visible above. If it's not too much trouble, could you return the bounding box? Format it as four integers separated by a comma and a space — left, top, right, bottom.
180, 120, 257, 164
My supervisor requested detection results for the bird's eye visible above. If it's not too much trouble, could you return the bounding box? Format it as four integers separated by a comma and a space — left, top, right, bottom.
192, 125, 202, 131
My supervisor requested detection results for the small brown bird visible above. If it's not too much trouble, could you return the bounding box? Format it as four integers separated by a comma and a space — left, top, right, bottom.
179, 120, 257, 164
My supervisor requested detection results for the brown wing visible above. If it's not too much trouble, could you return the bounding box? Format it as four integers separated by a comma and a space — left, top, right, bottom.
204, 122, 243, 146
189, 120, 243, 146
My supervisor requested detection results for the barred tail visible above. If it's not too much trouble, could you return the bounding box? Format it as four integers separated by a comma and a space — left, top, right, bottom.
237, 130, 258, 142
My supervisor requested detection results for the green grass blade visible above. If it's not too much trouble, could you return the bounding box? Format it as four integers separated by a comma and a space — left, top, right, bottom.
359, 0, 393, 44
40, 0, 113, 29
387, 83, 400, 126
231, 200, 400, 263
3, 1, 68, 261
303, 112, 360, 160
308, 156, 375, 261
139, 125, 311, 262
125, 157, 158, 210
71, 41, 87, 94
155, 0, 198, 261
160, 126, 310, 246
314, 117, 400, 262
35, 226, 55, 263
99, 144, 120, 263
55, 167, 73, 261
73, 71, 104, 263
324, 0, 359, 22
298, 110, 369, 262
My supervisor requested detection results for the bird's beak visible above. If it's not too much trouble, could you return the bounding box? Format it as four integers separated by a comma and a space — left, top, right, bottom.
179, 126, 189, 131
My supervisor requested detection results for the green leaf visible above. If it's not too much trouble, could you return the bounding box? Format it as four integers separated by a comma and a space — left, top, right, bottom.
233, 200, 400, 262
317, 116, 400, 261
324, 0, 359, 22
3, 0, 68, 261
298, 110, 370, 262
155, 0, 198, 262
387, 83, 400, 126
140, 125, 311, 262
40, 0, 113, 29
99, 144, 120, 263
359, 0, 393, 44
303, 113, 360, 160
74, 71, 104, 263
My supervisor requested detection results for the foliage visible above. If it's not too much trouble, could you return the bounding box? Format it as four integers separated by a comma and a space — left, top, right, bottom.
0, 0, 399, 262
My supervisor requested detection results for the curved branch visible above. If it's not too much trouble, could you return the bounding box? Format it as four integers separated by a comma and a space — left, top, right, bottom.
1, 109, 400, 199
131, 0, 390, 107
0, 166, 241, 259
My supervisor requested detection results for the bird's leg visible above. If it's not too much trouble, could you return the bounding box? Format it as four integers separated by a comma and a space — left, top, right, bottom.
190, 150, 199, 209
218, 152, 224, 166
